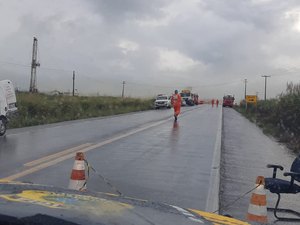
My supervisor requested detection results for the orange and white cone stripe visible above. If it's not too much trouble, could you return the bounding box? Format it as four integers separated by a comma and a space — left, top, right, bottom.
247, 176, 268, 224
68, 152, 86, 191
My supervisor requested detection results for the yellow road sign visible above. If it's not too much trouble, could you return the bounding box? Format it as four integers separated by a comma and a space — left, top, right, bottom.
246, 95, 257, 103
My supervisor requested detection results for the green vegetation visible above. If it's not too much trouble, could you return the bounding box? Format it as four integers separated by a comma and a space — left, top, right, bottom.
235, 82, 300, 152
9, 93, 154, 128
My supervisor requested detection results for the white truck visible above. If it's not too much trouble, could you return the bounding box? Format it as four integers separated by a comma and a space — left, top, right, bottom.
180, 89, 195, 106
0, 80, 18, 136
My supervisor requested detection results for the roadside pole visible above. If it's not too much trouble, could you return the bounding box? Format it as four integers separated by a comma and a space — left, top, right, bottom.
72, 71, 75, 97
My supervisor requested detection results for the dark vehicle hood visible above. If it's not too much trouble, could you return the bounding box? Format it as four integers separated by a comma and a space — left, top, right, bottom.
0, 181, 248, 225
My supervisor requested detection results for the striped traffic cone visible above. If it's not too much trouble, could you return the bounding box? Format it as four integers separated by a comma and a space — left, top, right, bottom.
247, 176, 268, 224
68, 152, 86, 191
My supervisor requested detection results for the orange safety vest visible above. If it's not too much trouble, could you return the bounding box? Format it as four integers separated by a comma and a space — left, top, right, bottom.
171, 94, 181, 116
171, 94, 181, 107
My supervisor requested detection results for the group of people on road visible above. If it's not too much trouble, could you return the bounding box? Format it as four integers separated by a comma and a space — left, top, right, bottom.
170, 90, 221, 122
211, 99, 219, 107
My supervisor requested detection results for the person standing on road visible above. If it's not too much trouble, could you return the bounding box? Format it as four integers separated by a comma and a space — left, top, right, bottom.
171, 90, 181, 122
216, 99, 219, 107
211, 99, 215, 107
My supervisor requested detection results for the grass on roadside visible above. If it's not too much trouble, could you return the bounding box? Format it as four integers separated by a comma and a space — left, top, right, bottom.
9, 92, 154, 128
235, 82, 300, 153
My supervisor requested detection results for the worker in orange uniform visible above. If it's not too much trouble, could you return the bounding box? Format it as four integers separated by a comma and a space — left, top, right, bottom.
211, 99, 215, 107
216, 99, 219, 107
171, 90, 182, 122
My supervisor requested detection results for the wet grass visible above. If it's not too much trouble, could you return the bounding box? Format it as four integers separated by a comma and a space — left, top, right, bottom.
9, 92, 154, 128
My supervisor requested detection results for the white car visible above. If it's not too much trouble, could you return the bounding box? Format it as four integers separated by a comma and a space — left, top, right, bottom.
154, 94, 171, 109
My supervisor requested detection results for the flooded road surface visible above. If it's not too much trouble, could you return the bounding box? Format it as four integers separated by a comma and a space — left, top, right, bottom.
220, 108, 299, 224
0, 105, 222, 211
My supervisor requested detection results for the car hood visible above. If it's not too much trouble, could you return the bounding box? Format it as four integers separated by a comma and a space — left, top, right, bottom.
0, 181, 248, 225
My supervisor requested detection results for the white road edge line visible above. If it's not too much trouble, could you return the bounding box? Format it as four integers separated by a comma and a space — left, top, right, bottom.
205, 106, 222, 213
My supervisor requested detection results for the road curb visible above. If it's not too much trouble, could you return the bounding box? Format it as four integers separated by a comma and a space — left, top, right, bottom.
205, 106, 223, 213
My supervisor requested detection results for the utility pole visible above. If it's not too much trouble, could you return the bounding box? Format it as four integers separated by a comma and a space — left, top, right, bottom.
244, 79, 247, 100
72, 71, 75, 96
29, 37, 40, 93
261, 75, 271, 101
122, 81, 125, 98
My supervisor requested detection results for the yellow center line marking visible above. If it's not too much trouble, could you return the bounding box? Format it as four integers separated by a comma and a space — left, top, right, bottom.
3, 119, 170, 181
24, 143, 92, 167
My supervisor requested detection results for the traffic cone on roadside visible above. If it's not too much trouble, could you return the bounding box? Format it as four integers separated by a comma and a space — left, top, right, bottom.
68, 152, 86, 191
247, 176, 268, 224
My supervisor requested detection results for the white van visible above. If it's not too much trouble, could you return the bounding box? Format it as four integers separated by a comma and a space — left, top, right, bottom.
0, 80, 17, 135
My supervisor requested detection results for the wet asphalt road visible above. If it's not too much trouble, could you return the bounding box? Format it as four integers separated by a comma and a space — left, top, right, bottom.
220, 108, 299, 224
0, 105, 222, 210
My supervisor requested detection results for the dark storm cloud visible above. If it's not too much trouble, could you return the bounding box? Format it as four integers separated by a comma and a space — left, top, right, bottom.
1, 0, 300, 99
202, 0, 283, 30
87, 0, 169, 23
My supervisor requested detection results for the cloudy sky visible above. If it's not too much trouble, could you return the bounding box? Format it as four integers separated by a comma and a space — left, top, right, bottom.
1, 0, 300, 100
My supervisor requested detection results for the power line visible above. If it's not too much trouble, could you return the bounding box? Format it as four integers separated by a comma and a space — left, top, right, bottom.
40, 66, 72, 73
0, 60, 72, 73
0, 59, 241, 89
0, 60, 30, 68
126, 79, 241, 89
271, 71, 300, 77
0, 58, 279, 94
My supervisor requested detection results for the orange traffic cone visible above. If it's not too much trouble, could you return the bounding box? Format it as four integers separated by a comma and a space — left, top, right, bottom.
247, 176, 268, 224
68, 152, 86, 191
